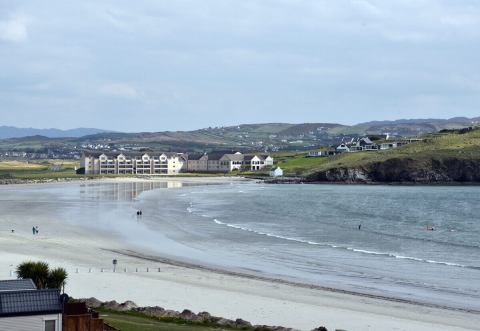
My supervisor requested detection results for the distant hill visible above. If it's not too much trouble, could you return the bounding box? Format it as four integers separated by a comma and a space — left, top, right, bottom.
0, 126, 110, 139
0, 117, 479, 153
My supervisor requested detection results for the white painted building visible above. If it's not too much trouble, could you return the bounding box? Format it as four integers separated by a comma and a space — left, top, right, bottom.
82, 151, 274, 174
270, 167, 284, 177
81, 152, 186, 175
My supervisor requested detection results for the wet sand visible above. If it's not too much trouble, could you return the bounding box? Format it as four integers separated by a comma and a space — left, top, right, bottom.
0, 178, 479, 331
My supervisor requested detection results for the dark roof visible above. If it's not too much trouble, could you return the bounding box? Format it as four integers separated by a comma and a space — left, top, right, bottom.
83, 151, 185, 159
186, 154, 205, 160
0, 279, 36, 292
206, 152, 228, 160
222, 154, 244, 161
0, 289, 62, 317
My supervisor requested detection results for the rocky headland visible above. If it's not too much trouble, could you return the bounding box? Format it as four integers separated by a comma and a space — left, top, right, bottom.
305, 157, 480, 184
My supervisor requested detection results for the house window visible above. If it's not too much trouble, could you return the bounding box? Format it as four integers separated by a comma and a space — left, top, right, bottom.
45, 320, 56, 331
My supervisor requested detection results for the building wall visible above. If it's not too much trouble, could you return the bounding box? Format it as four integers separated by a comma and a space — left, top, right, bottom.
82, 154, 186, 175
83, 153, 272, 174
0, 313, 62, 331
167, 156, 185, 175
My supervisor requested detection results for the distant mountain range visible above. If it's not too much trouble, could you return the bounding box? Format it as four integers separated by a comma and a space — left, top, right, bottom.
0, 126, 109, 139
0, 117, 479, 153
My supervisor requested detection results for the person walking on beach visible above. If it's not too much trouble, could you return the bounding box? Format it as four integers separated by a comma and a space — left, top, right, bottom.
358, 224, 362, 230
35, 226, 39, 234
32, 226, 36, 235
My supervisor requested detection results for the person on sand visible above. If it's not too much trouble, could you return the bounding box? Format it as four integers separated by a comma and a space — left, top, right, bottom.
32, 226, 36, 235
358, 224, 362, 230
35, 226, 39, 234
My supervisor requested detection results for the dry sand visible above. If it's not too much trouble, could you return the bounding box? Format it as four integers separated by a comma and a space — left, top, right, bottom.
0, 178, 479, 331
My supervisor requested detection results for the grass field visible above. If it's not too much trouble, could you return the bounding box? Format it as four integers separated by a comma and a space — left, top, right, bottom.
0, 159, 80, 179
276, 128, 480, 176
98, 309, 278, 331
101, 310, 230, 331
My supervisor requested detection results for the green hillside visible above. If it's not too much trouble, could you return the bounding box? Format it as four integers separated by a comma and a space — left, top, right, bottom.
277, 128, 480, 177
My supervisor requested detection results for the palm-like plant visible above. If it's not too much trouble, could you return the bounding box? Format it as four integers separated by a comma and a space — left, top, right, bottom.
47, 267, 68, 290
16, 261, 67, 290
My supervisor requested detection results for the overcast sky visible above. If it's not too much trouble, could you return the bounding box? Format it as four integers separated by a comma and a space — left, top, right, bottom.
1, 1, 479, 131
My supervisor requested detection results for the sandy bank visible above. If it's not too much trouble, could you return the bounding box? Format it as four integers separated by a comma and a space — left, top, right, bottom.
0, 179, 479, 331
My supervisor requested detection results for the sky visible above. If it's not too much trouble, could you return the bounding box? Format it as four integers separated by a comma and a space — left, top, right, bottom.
1, 0, 480, 132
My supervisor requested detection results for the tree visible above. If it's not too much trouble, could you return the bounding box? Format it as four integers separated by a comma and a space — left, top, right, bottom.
16, 261, 68, 290
47, 267, 68, 290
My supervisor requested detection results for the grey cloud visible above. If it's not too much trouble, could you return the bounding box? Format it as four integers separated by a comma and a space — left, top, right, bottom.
0, 0, 479, 131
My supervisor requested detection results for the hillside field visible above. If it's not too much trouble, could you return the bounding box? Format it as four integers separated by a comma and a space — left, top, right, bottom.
275, 128, 480, 177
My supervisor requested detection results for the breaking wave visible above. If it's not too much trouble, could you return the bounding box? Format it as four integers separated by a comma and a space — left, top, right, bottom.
212, 219, 480, 270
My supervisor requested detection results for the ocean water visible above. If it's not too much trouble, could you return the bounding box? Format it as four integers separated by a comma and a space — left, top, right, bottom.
1, 181, 479, 311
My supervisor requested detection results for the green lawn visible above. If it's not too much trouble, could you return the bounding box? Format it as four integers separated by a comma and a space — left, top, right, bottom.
275, 128, 480, 176
101, 311, 230, 331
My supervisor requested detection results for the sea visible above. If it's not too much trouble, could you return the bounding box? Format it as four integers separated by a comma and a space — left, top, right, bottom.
1, 180, 479, 311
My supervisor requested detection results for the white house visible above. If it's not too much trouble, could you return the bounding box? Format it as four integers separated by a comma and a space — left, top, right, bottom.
244, 155, 274, 171
270, 167, 283, 177
0, 279, 63, 331
336, 143, 350, 153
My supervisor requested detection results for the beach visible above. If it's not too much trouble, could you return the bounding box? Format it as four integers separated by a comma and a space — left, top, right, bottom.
0, 178, 479, 331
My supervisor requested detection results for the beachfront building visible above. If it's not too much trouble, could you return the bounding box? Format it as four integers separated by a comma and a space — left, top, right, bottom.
82, 151, 274, 174
243, 155, 274, 171
0, 279, 63, 331
81, 152, 186, 175
186, 152, 274, 173
270, 167, 284, 177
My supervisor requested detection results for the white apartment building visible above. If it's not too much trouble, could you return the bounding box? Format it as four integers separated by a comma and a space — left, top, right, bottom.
81, 152, 186, 175
81, 151, 274, 174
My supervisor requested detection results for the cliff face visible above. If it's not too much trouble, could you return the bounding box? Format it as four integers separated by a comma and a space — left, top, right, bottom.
306, 158, 480, 184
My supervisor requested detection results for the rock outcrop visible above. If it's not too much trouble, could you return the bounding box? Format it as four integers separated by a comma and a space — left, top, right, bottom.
306, 157, 480, 184
78, 298, 327, 330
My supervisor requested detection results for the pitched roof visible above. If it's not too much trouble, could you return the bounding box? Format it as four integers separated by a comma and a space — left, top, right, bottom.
0, 279, 36, 292
0, 289, 62, 317
83, 151, 184, 159
186, 153, 206, 160
221, 154, 244, 161
206, 152, 228, 160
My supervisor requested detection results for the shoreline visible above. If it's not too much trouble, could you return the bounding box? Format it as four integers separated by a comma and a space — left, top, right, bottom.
109, 248, 480, 315
264, 176, 480, 186
1, 178, 479, 330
